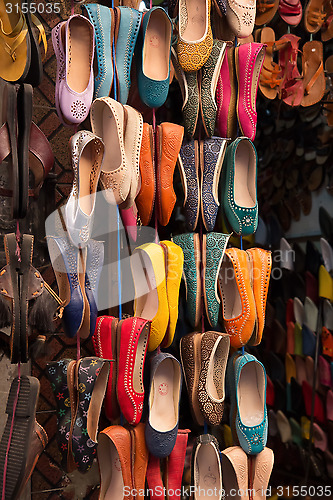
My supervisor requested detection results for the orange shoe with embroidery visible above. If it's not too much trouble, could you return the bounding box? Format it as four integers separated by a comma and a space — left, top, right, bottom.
136, 122, 155, 226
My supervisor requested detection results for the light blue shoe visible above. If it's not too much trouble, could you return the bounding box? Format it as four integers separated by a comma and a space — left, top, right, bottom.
136, 7, 172, 108
233, 353, 268, 455
222, 137, 258, 236
115, 7, 142, 104
83, 4, 114, 99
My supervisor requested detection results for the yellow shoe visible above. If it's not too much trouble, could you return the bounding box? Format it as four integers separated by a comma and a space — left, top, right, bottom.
319, 264, 333, 301
131, 242, 169, 352
285, 353, 296, 384
301, 415, 311, 441
160, 240, 184, 348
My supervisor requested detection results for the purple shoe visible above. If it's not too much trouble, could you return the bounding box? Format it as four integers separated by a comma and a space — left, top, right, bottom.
52, 15, 94, 126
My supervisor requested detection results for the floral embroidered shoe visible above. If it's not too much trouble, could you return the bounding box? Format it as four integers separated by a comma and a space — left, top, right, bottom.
172, 233, 201, 328
191, 434, 222, 497
177, 139, 200, 231
92, 316, 119, 422
232, 353, 268, 454
116, 317, 150, 425
160, 240, 184, 348
156, 122, 184, 226
176, 0, 213, 72
145, 352, 182, 458
200, 40, 227, 138
52, 15, 94, 126
65, 131, 104, 249
225, 0, 256, 38
72, 357, 110, 472
47, 359, 77, 472
246, 248, 272, 346
136, 7, 172, 109
221, 137, 258, 236
82, 4, 114, 99
136, 123, 155, 226
197, 331, 230, 425
200, 137, 227, 232
203, 232, 230, 327
218, 248, 256, 348
216, 45, 237, 140
235, 43, 265, 141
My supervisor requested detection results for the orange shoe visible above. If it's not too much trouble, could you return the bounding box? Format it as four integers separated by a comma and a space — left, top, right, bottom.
246, 248, 272, 346
218, 248, 256, 348
136, 123, 155, 226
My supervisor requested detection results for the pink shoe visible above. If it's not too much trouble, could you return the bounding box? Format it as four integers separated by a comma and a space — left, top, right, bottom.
235, 42, 266, 141
278, 0, 302, 26
120, 204, 138, 242
216, 46, 237, 140
52, 15, 94, 126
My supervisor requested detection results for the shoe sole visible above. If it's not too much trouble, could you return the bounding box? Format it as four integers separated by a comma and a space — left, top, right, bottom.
5, 234, 20, 363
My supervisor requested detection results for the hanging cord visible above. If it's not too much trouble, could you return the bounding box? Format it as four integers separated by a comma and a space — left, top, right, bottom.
117, 207, 122, 321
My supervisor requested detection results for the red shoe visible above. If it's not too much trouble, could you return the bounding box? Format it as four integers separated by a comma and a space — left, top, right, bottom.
117, 317, 150, 425
146, 454, 164, 500
92, 316, 119, 421
286, 298, 295, 324
302, 380, 325, 424
306, 271, 319, 305
164, 429, 190, 500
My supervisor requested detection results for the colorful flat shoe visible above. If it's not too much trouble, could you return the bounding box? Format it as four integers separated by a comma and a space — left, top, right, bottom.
177, 139, 200, 232
145, 353, 182, 458
123, 103, 143, 209
136, 7, 172, 109
130, 423, 149, 497
116, 317, 150, 425
160, 240, 184, 348
252, 447, 274, 494
172, 232, 201, 328
200, 137, 227, 232
92, 316, 119, 422
216, 45, 237, 140
17, 83, 32, 219
203, 232, 230, 327
225, 0, 256, 37
82, 239, 104, 340
191, 434, 222, 497
136, 123, 155, 226
219, 248, 256, 348
222, 137, 258, 236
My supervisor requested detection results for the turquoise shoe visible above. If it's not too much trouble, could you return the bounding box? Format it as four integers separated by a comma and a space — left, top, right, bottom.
115, 7, 142, 104
82, 4, 114, 99
222, 137, 258, 236
172, 232, 201, 328
202, 232, 230, 327
136, 7, 172, 109
233, 353, 268, 455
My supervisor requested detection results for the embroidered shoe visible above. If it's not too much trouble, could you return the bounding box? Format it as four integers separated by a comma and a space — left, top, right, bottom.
221, 446, 249, 498
177, 139, 200, 231
225, 0, 256, 38
116, 317, 150, 425
136, 123, 155, 226
216, 45, 237, 140
222, 137, 258, 236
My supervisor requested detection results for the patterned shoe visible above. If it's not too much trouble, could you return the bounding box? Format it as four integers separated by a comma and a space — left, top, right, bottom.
225, 0, 256, 38
197, 331, 230, 425
221, 446, 249, 498
172, 233, 201, 328
202, 232, 230, 328
136, 123, 155, 226
216, 45, 237, 140
83, 239, 104, 340
200, 138, 227, 232
72, 357, 110, 472
177, 139, 200, 231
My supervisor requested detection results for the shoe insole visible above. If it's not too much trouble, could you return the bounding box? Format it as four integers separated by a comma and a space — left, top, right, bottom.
143, 9, 170, 81
220, 258, 242, 319
238, 361, 264, 426
67, 17, 92, 93
234, 141, 256, 208
150, 358, 177, 432
182, 0, 206, 42
78, 140, 95, 216
87, 362, 109, 441
207, 338, 227, 400
133, 324, 149, 393
47, 239, 71, 307
221, 454, 241, 500
195, 443, 221, 499
101, 105, 122, 174
98, 436, 124, 500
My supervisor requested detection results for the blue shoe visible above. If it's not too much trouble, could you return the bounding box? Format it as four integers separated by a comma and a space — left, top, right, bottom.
136, 7, 172, 108
85, 239, 104, 338
47, 236, 84, 338
233, 353, 268, 455
178, 139, 199, 231
302, 324, 316, 357
115, 7, 142, 104
82, 4, 114, 99
145, 352, 182, 458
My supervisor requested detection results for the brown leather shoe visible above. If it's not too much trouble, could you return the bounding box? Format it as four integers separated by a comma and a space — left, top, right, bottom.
136, 122, 155, 226
129, 423, 148, 498
156, 122, 184, 226
180, 332, 204, 426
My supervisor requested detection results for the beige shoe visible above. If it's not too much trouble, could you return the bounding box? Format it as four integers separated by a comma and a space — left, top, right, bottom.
192, 434, 222, 499
225, 0, 256, 38
221, 446, 249, 500
123, 104, 143, 209
252, 447, 274, 500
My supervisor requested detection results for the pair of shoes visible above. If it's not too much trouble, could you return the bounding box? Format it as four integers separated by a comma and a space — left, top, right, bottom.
0, 0, 46, 86
180, 331, 230, 425
172, 40, 227, 138
0, 376, 48, 500
0, 83, 54, 218
216, 43, 265, 141
98, 423, 148, 499
0, 233, 62, 363
91, 97, 143, 209
145, 352, 182, 458
131, 240, 183, 351
219, 247, 272, 348
52, 15, 94, 126
136, 122, 184, 226
47, 235, 104, 340
227, 352, 268, 454
47, 357, 110, 473
221, 446, 274, 497
178, 136, 227, 231
93, 315, 150, 425
174, 232, 230, 328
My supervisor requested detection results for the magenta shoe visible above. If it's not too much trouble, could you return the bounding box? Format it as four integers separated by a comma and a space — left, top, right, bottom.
216, 46, 236, 140
52, 15, 94, 126
235, 43, 265, 141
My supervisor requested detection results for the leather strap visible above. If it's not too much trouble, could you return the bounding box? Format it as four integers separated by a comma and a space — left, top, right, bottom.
0, 123, 11, 164
305, 60, 324, 94
31, 14, 47, 56
0, 13, 28, 61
